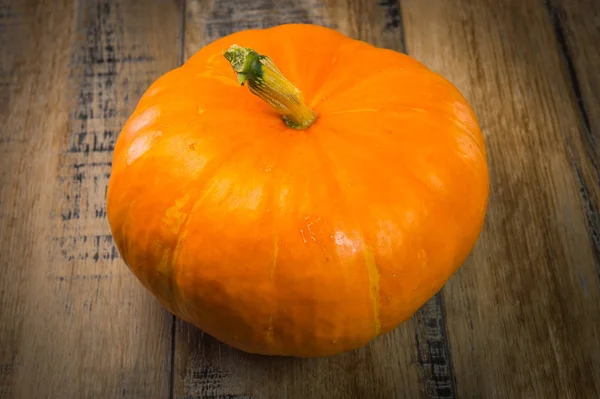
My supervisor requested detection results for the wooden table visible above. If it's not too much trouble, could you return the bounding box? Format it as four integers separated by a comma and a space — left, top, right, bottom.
1, 0, 599, 398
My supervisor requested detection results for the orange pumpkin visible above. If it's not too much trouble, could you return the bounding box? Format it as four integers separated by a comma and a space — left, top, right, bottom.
107, 24, 488, 357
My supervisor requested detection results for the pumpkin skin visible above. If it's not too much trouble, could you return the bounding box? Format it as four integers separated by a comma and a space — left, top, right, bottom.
106, 24, 489, 357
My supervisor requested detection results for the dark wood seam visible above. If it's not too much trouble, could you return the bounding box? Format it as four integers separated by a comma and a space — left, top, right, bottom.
169, 315, 176, 399
413, 293, 458, 399
545, 1, 594, 142
545, 0, 600, 274
169, 2, 187, 398
392, 0, 407, 54
178, 0, 187, 65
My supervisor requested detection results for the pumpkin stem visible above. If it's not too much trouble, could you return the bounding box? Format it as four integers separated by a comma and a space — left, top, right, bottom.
224, 44, 317, 129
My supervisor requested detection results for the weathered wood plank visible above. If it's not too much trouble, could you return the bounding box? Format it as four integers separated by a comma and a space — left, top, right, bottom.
0, 2, 68, 396
401, 0, 600, 397
0, 0, 181, 397
548, 0, 600, 263
174, 1, 428, 398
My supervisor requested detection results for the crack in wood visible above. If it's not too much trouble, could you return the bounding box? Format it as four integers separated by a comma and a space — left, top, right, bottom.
564, 139, 600, 273
546, 1, 600, 273
546, 2, 596, 150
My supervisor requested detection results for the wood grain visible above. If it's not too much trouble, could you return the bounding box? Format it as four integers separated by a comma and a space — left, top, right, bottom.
401, 0, 600, 397
174, 1, 434, 398
0, 2, 68, 396
0, 0, 180, 397
549, 0, 600, 262
550, 0, 600, 151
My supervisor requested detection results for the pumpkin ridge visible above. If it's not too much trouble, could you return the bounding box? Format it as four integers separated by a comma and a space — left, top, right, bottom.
324, 128, 483, 298
109, 133, 189, 271
258, 138, 286, 351
312, 123, 468, 319
319, 118, 471, 197
363, 245, 382, 337
322, 120, 482, 268
316, 63, 459, 114
332, 127, 453, 216
318, 110, 446, 150
162, 201, 194, 320
279, 33, 301, 87
313, 68, 398, 110
306, 40, 364, 108
116, 198, 137, 267
385, 100, 486, 157
166, 138, 269, 320
313, 123, 416, 172
324, 108, 378, 115
265, 234, 279, 347
373, 107, 485, 163
310, 133, 378, 339
312, 127, 431, 332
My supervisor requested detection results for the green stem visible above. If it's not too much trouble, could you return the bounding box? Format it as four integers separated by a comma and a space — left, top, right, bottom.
224, 44, 317, 129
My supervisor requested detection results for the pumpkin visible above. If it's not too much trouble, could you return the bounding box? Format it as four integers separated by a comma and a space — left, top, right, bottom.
106, 24, 489, 357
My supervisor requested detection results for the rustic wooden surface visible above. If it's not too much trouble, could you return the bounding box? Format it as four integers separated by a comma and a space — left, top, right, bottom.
1, 0, 599, 398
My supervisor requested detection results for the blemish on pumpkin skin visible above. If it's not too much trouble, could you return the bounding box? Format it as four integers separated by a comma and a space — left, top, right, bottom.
278, 187, 290, 208
155, 193, 195, 322
334, 230, 358, 253
305, 217, 320, 243
271, 236, 279, 281
364, 247, 382, 337
156, 248, 172, 277
417, 249, 427, 264
266, 315, 274, 343
167, 224, 191, 321
307, 223, 317, 242
333, 229, 381, 336
266, 237, 279, 344
163, 194, 190, 234
376, 220, 399, 258
300, 229, 307, 243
